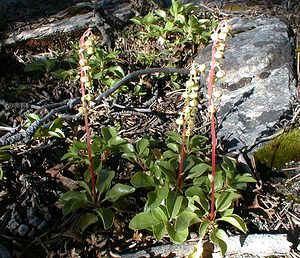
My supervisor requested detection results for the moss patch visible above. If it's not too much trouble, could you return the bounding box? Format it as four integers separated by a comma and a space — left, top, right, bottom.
254, 129, 300, 169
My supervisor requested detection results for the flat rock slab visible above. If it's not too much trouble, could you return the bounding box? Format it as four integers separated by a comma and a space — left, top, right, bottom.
195, 17, 298, 153
120, 234, 291, 257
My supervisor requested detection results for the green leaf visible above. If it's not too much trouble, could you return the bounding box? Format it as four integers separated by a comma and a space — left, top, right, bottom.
166, 192, 180, 218
221, 156, 236, 172
73, 141, 87, 151
162, 150, 177, 159
101, 127, 118, 142
155, 10, 167, 19
104, 183, 135, 202
147, 185, 169, 209
109, 65, 125, 77
215, 192, 241, 212
193, 195, 210, 213
131, 171, 155, 188
210, 228, 229, 257
175, 14, 186, 24
0, 166, 3, 180
188, 15, 199, 27
166, 224, 189, 244
130, 17, 142, 25
25, 113, 40, 123
217, 214, 247, 233
175, 211, 199, 231
119, 143, 135, 153
156, 160, 176, 182
129, 211, 160, 230
235, 173, 257, 183
136, 139, 149, 156
167, 143, 180, 153
0, 146, 11, 161
95, 207, 115, 230
187, 163, 211, 179
198, 219, 211, 239
214, 170, 224, 192
166, 131, 182, 144
61, 197, 87, 215
108, 136, 127, 147
151, 206, 168, 222
48, 128, 65, 138
185, 186, 204, 198
78, 181, 92, 198
96, 169, 115, 198
188, 135, 208, 150
153, 223, 166, 240
75, 213, 98, 232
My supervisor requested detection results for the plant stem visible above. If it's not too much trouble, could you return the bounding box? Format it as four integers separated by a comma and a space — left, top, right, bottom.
178, 119, 186, 191
208, 42, 217, 221
79, 30, 97, 204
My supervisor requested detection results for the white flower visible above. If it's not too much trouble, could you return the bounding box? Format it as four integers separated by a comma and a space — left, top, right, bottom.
190, 68, 197, 76
207, 104, 217, 113
198, 64, 206, 72
218, 32, 227, 41
189, 99, 198, 107
79, 59, 88, 66
176, 117, 184, 125
213, 90, 223, 99
211, 32, 218, 41
221, 26, 229, 34
216, 69, 225, 78
182, 91, 189, 99
214, 51, 223, 59
186, 79, 195, 88
189, 91, 198, 99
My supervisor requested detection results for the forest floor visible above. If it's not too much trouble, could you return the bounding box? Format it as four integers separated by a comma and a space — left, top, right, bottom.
0, 0, 300, 257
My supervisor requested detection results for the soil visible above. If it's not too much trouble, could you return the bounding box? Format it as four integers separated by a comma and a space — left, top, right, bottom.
0, 0, 300, 257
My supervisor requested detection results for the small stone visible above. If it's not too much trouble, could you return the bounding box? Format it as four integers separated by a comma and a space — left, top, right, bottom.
17, 224, 29, 236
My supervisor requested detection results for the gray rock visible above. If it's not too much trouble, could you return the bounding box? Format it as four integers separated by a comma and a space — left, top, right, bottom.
194, 17, 297, 153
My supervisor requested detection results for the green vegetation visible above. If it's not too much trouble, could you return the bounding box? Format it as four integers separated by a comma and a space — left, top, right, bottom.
254, 129, 300, 169
9, 0, 256, 256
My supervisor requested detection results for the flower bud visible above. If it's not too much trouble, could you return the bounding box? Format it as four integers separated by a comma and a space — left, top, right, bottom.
86, 47, 95, 55
189, 99, 198, 107
191, 85, 199, 91
85, 81, 92, 89
198, 64, 206, 72
213, 90, 223, 99
85, 39, 94, 47
190, 68, 197, 76
82, 66, 91, 71
176, 117, 184, 125
186, 79, 195, 88
79, 59, 88, 66
218, 32, 227, 41
189, 91, 198, 99
217, 43, 225, 51
184, 106, 191, 114
216, 69, 225, 78
211, 32, 218, 41
80, 76, 89, 83
207, 104, 217, 113
221, 26, 229, 34
214, 51, 223, 59
185, 128, 192, 137
182, 91, 189, 99
78, 106, 86, 114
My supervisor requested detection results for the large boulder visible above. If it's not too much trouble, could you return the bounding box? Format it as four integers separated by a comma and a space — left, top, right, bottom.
194, 17, 298, 153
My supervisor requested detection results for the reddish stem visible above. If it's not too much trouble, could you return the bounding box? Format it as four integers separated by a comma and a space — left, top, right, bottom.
79, 30, 97, 204
208, 42, 217, 221
178, 120, 186, 191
